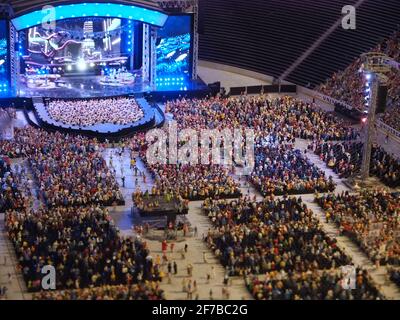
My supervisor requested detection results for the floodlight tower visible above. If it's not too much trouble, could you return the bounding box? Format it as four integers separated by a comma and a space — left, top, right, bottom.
360, 52, 391, 181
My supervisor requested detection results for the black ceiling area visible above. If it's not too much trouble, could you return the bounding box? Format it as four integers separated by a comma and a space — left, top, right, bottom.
198, 0, 400, 87
0, 0, 163, 16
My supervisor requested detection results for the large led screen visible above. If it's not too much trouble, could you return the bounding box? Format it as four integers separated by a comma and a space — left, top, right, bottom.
23, 17, 132, 73
156, 15, 192, 78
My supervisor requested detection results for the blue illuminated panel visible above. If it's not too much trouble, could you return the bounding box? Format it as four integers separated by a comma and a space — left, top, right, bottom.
12, 3, 168, 31
156, 15, 192, 81
0, 20, 9, 95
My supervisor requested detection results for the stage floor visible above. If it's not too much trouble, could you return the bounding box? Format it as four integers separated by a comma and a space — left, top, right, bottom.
17, 75, 208, 98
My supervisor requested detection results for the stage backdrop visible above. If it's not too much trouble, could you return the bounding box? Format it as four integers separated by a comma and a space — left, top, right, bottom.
0, 20, 10, 93
22, 17, 134, 75
156, 14, 192, 80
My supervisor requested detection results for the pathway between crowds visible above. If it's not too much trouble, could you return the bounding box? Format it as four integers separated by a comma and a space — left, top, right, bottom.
102, 147, 252, 300
294, 138, 400, 300
0, 159, 34, 300
0, 212, 29, 300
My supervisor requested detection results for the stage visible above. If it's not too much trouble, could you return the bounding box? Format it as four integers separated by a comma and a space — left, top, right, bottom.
18, 75, 208, 99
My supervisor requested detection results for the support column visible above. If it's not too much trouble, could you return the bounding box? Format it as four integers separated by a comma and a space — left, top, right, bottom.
142, 24, 150, 84
9, 21, 18, 96
150, 26, 157, 90
361, 75, 379, 181
192, 0, 199, 80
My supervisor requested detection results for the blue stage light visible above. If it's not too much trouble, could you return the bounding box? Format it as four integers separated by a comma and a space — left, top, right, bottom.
12, 3, 168, 30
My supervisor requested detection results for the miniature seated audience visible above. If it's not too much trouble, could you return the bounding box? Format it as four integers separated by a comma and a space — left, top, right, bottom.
316, 190, 400, 265
370, 146, 400, 188
2, 127, 124, 207
251, 136, 335, 196
33, 283, 165, 300
145, 161, 241, 200
165, 95, 358, 141
246, 268, 383, 300
309, 141, 400, 187
389, 267, 400, 287
46, 97, 144, 127
308, 140, 363, 178
203, 196, 351, 277
0, 128, 31, 158
127, 95, 359, 200
5, 205, 161, 292
0, 156, 25, 212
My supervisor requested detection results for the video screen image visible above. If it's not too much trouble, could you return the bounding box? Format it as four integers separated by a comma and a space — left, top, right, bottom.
156, 15, 192, 78
23, 17, 131, 74
0, 20, 9, 86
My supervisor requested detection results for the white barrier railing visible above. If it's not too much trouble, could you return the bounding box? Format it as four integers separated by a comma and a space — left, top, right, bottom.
376, 119, 400, 141
297, 86, 355, 110
316, 93, 354, 110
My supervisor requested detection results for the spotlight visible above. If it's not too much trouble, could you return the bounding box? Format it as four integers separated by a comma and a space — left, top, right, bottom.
77, 59, 87, 71
361, 117, 367, 124
365, 73, 371, 81
67, 65, 72, 71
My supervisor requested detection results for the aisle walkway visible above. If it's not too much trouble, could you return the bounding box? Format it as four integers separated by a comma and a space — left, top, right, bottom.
144, 200, 252, 300
0, 159, 35, 300
0, 213, 29, 300
102, 147, 156, 234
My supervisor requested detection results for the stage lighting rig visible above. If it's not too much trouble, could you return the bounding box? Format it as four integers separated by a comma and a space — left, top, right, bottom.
359, 52, 391, 182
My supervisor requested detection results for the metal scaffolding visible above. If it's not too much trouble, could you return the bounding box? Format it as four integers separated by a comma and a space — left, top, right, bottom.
192, 0, 199, 80
150, 26, 158, 89
9, 21, 17, 96
142, 23, 151, 84
360, 52, 391, 181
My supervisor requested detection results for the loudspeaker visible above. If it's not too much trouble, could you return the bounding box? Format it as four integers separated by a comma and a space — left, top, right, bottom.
208, 82, 221, 95
376, 85, 388, 114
